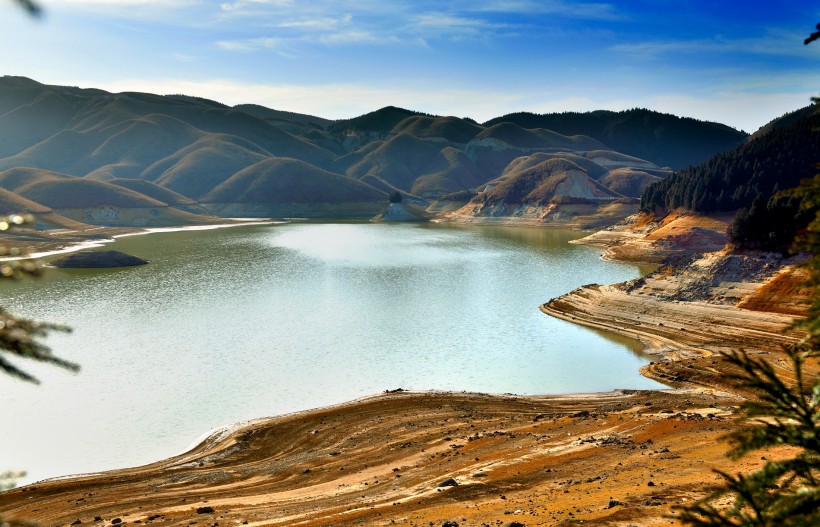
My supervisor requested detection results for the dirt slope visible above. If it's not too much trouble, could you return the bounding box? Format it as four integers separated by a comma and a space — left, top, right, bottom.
2, 389, 764, 527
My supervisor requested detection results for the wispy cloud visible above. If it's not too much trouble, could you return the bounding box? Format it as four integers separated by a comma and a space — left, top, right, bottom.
467, 0, 620, 20
215, 36, 294, 57
318, 30, 383, 45
410, 12, 512, 35
218, 0, 294, 13
277, 14, 352, 30
612, 29, 820, 59
50, 0, 195, 5
46, 0, 202, 23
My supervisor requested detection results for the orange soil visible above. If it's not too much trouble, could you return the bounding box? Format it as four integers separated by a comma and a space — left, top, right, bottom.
0, 390, 770, 527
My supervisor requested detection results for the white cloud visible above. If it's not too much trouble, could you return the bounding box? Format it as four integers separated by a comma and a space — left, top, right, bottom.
219, 0, 293, 12
172, 53, 196, 62
318, 30, 382, 44
214, 37, 295, 57
44, 0, 203, 22
277, 13, 353, 30
467, 0, 619, 20
407, 12, 511, 39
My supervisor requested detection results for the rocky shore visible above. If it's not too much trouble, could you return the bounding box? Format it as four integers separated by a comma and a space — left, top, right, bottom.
544, 213, 811, 394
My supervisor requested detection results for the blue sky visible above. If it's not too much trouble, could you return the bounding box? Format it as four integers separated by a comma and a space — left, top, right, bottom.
2, 0, 819, 132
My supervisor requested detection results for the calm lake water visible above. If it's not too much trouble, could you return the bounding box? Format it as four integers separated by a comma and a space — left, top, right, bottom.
0, 222, 662, 485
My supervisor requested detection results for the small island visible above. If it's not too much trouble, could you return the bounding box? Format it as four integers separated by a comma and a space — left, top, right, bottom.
51, 250, 149, 269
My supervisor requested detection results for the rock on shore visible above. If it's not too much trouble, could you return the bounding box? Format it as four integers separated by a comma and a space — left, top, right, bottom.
51, 250, 149, 268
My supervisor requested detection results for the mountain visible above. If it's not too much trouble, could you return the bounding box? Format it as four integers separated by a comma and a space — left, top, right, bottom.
327, 106, 426, 138
0, 187, 87, 230
0, 166, 221, 227
138, 135, 271, 199
108, 178, 209, 214
232, 104, 332, 129
640, 104, 820, 251
641, 105, 819, 214
343, 133, 446, 195
201, 157, 386, 218
389, 115, 483, 144
484, 108, 747, 170
446, 155, 640, 228
483, 157, 621, 204
475, 122, 605, 151
0, 77, 755, 228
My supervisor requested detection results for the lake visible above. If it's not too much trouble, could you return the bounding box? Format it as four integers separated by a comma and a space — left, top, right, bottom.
0, 222, 662, 485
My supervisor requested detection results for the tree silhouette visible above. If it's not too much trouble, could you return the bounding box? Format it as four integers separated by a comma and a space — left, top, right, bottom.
10, 0, 41, 17
0, 215, 78, 383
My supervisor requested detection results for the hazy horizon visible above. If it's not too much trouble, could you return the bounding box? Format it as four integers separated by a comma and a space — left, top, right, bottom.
1, 1, 818, 133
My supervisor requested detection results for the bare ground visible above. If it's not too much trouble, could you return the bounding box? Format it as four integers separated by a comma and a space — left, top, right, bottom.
1, 389, 763, 527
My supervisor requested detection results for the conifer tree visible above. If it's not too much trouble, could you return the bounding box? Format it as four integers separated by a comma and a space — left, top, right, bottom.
0, 214, 77, 383
10, 0, 41, 17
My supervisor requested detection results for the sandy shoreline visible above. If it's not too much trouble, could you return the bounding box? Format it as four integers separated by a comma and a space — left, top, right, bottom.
0, 218, 813, 526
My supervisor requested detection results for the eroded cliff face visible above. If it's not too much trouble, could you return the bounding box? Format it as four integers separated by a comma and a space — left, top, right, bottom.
572, 212, 732, 263
442, 199, 640, 230
541, 211, 811, 391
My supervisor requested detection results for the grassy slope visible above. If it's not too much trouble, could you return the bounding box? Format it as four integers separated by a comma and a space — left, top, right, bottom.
600, 168, 662, 198
203, 157, 386, 204
390, 115, 483, 144
16, 178, 166, 209
108, 178, 197, 206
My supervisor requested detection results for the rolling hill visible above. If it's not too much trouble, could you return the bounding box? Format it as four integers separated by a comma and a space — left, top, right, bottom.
0, 77, 753, 227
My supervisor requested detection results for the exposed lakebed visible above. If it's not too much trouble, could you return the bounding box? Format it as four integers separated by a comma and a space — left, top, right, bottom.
0, 222, 662, 484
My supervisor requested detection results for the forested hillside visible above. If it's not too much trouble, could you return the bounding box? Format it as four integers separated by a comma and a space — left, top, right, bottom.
484, 108, 747, 170
640, 105, 820, 250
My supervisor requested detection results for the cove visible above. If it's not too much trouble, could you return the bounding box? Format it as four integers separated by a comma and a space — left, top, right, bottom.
0, 222, 663, 485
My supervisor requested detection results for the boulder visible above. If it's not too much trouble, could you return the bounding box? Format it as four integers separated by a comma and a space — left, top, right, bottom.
51, 250, 148, 269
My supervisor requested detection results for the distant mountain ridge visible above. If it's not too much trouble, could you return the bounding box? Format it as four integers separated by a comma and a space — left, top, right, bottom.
484, 108, 747, 170
0, 76, 753, 229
